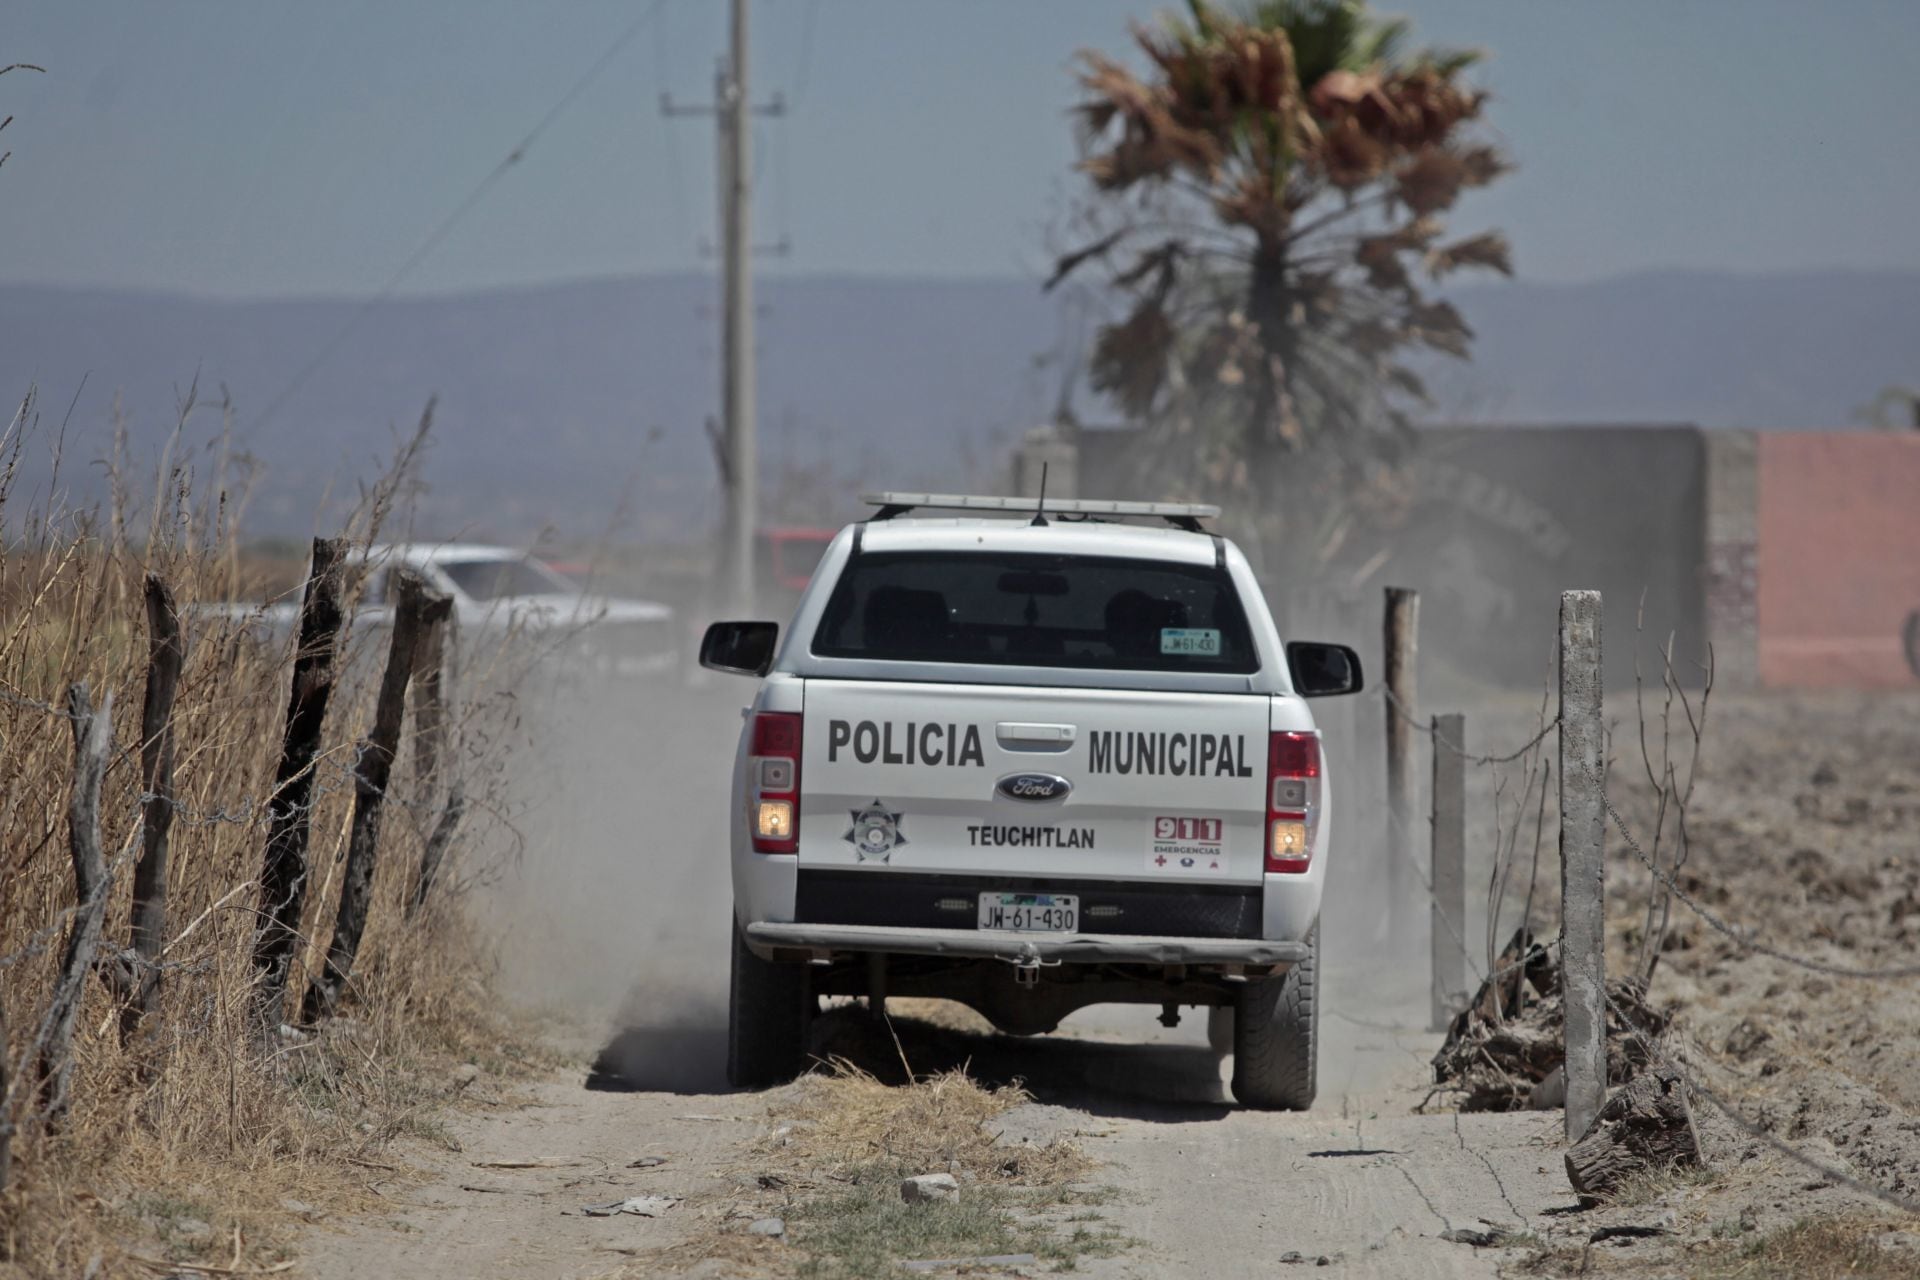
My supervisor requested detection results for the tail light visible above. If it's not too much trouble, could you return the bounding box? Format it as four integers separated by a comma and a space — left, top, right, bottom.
749, 711, 802, 854
1266, 731, 1320, 874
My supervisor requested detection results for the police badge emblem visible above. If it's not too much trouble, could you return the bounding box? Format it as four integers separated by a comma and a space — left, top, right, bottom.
844, 800, 906, 863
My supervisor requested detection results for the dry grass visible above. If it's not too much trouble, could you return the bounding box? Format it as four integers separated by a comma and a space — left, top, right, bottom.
1693, 1216, 1920, 1280
0, 393, 535, 1278
1598, 1163, 1721, 1210
769, 1062, 1088, 1189
632, 1063, 1119, 1279
1510, 1214, 1920, 1278
636, 1021, 1120, 1278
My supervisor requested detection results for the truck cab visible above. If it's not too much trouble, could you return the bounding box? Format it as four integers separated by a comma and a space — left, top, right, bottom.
702, 493, 1362, 1108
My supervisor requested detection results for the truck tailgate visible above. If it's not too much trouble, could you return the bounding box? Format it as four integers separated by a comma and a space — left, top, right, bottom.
800, 679, 1269, 885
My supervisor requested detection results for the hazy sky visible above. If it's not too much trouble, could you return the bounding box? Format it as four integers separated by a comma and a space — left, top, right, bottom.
5, 1, 1918, 299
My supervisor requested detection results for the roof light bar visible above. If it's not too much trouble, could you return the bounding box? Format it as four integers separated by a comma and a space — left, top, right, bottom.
862, 492, 1221, 529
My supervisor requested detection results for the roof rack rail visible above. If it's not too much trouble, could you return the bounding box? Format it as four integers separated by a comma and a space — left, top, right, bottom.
861, 492, 1220, 533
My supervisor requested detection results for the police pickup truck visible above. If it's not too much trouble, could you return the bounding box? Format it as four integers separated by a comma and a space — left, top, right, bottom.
700, 493, 1362, 1109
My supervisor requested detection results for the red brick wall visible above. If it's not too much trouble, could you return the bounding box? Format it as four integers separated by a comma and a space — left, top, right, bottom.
1757, 433, 1920, 687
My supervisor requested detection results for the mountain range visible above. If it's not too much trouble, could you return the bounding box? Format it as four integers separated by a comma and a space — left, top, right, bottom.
3, 268, 1914, 542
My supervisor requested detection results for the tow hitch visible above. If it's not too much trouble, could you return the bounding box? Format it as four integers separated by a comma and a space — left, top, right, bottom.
1003, 943, 1061, 988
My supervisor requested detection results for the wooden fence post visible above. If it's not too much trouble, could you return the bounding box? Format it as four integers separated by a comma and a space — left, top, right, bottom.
407, 594, 462, 919
1559, 589, 1607, 1140
123, 573, 183, 1040
408, 789, 467, 919
410, 590, 455, 799
303, 572, 427, 1022
0, 1000, 10, 1192
1383, 587, 1420, 931
1431, 712, 1467, 1031
251, 538, 347, 1032
36, 685, 115, 1128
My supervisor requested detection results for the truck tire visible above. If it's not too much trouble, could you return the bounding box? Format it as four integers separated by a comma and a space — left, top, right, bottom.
1231, 924, 1318, 1110
727, 917, 811, 1089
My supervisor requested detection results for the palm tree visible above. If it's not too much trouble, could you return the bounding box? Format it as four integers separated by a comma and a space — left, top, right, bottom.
1050, 0, 1510, 570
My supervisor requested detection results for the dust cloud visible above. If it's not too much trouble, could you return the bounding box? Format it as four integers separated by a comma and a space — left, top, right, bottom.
482, 677, 746, 1094
474, 641, 1443, 1110
470, 535, 1597, 1111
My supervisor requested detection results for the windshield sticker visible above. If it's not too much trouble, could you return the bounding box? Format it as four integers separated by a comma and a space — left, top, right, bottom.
845, 800, 907, 863
1160, 627, 1221, 656
1148, 815, 1228, 874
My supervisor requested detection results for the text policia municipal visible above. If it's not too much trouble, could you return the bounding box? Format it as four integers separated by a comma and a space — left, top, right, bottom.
825, 720, 1254, 779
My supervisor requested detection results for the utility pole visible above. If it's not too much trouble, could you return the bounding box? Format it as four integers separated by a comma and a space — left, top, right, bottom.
663, 0, 784, 616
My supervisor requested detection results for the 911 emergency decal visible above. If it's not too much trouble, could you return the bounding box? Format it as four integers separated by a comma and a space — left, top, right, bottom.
1088, 730, 1253, 777
827, 720, 985, 767
1147, 815, 1228, 874
845, 800, 907, 863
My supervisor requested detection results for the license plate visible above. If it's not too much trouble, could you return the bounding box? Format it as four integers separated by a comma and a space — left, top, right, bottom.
978, 892, 1078, 933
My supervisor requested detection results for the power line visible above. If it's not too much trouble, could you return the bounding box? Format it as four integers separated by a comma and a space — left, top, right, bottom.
789, 0, 823, 110
651, 0, 694, 253
244, 0, 674, 441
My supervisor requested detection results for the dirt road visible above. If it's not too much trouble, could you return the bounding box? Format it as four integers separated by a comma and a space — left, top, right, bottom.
299, 942, 1581, 1278
293, 685, 1920, 1278
291, 681, 1570, 1277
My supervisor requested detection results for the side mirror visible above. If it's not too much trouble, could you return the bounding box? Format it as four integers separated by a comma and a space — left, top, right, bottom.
700, 620, 780, 677
1286, 641, 1364, 698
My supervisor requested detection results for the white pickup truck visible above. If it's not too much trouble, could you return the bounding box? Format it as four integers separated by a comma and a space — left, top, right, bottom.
201, 542, 678, 679
701, 494, 1362, 1109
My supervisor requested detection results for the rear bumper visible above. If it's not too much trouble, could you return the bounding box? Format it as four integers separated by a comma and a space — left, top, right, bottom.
794, 869, 1263, 939
744, 921, 1309, 967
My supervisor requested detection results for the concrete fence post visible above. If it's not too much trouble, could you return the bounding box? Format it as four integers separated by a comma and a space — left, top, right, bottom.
1383, 587, 1420, 933
1558, 590, 1607, 1141
1431, 712, 1466, 1032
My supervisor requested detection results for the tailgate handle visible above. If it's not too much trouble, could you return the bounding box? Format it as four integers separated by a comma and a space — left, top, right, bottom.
996, 722, 1076, 752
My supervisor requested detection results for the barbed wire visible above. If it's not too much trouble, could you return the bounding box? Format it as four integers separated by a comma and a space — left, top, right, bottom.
1381, 686, 1559, 766
0, 682, 76, 719
0, 756, 423, 975
1601, 791, 1920, 981
1599, 984, 1920, 1216
1386, 804, 1561, 991
0, 827, 146, 972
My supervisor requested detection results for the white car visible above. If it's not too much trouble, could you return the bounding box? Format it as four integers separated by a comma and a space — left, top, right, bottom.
207, 542, 678, 679
701, 493, 1363, 1108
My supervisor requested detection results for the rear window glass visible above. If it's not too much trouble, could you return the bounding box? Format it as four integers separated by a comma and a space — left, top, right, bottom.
812, 551, 1259, 673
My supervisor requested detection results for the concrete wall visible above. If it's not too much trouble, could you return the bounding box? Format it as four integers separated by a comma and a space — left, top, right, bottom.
1015, 421, 1920, 691
1396, 426, 1709, 694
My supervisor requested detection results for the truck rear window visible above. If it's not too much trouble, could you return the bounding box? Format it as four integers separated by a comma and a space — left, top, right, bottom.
812, 551, 1259, 673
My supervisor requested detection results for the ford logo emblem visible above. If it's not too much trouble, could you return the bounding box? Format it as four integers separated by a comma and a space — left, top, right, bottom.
996, 772, 1072, 803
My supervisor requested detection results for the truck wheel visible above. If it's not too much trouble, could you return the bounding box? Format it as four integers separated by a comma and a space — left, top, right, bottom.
1231, 924, 1318, 1110
727, 917, 811, 1089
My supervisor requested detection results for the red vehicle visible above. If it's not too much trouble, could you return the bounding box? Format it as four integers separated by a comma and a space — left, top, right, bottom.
755, 527, 835, 614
